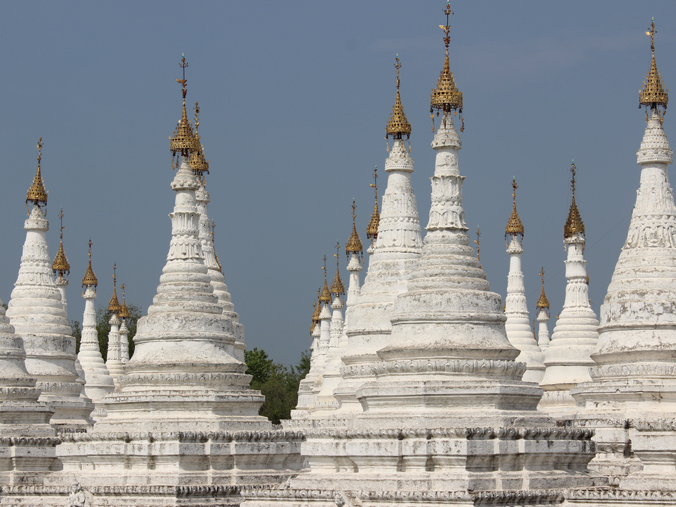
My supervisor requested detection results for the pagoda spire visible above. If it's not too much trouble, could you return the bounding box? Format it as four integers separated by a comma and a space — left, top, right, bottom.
536, 267, 551, 351
540, 161, 599, 418
52, 207, 71, 318
319, 255, 332, 307
194, 135, 245, 361
170, 54, 197, 168
332, 53, 422, 415
430, 0, 463, 133
7, 146, 93, 429
366, 166, 380, 251
329, 242, 345, 346
570, 25, 676, 476
385, 55, 412, 152
26, 138, 48, 212
118, 284, 130, 363
639, 18, 668, 120
77, 240, 115, 411
105, 264, 125, 381
90, 60, 271, 434
503, 178, 544, 383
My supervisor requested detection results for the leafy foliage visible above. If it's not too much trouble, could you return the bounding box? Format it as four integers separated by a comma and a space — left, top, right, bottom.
71, 304, 143, 360
244, 348, 311, 424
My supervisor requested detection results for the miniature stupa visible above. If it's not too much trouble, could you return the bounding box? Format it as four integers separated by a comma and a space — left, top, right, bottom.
6, 139, 93, 430
503, 178, 545, 382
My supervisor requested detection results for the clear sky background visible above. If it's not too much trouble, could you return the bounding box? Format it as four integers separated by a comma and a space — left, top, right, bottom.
0, 1, 674, 367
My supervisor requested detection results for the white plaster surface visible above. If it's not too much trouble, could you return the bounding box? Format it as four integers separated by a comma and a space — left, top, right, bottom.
76, 285, 114, 409
6, 205, 93, 430
504, 234, 545, 382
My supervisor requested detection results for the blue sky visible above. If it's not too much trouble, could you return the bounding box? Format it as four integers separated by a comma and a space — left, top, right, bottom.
0, 1, 674, 366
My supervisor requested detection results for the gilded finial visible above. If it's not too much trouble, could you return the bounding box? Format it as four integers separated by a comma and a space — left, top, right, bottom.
639, 18, 668, 117
330, 242, 345, 297
564, 161, 585, 239
26, 138, 48, 209
345, 199, 364, 262
82, 239, 98, 288
430, 1, 463, 131
319, 255, 332, 306
385, 55, 412, 150
211, 220, 223, 272
119, 283, 130, 319
320, 256, 330, 300
170, 54, 198, 163
52, 207, 70, 276
536, 267, 549, 309
310, 290, 321, 334
505, 177, 524, 238
366, 166, 380, 245
189, 101, 210, 174
108, 263, 121, 313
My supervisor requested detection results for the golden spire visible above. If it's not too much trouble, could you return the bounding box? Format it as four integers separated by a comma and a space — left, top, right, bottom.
564, 161, 585, 239
119, 283, 130, 319
52, 207, 71, 276
345, 199, 364, 262
26, 138, 48, 208
108, 263, 121, 313
330, 242, 345, 296
385, 55, 412, 149
536, 267, 549, 309
639, 19, 668, 116
170, 54, 198, 162
189, 101, 210, 174
211, 220, 223, 273
319, 255, 332, 306
430, 1, 463, 131
82, 239, 98, 287
310, 290, 321, 334
505, 177, 524, 238
366, 166, 380, 245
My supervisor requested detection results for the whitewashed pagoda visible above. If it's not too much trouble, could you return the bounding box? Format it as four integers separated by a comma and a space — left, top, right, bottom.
568, 20, 676, 495
6, 139, 94, 431
535, 267, 551, 351
76, 240, 115, 412
539, 162, 600, 418
244, 6, 598, 507
503, 178, 545, 382
19, 56, 303, 506
331, 55, 423, 417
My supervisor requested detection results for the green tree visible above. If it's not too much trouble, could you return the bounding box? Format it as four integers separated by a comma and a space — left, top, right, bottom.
71, 304, 142, 360
244, 347, 311, 424
70, 319, 82, 353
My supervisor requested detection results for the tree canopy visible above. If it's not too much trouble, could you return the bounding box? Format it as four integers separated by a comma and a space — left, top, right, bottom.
244, 347, 310, 424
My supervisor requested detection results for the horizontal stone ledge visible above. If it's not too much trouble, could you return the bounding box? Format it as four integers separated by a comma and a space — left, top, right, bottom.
303, 427, 593, 441
59, 430, 305, 443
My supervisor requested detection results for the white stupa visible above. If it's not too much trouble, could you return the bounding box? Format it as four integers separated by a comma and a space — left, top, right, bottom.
245, 13, 596, 505
118, 284, 130, 363
55, 60, 301, 501
535, 267, 551, 351
291, 296, 322, 417
191, 106, 246, 363
333, 56, 423, 414
76, 240, 115, 410
6, 140, 93, 430
571, 22, 676, 488
104, 264, 125, 381
503, 178, 545, 382
311, 243, 346, 414
539, 162, 599, 418
0, 296, 59, 485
